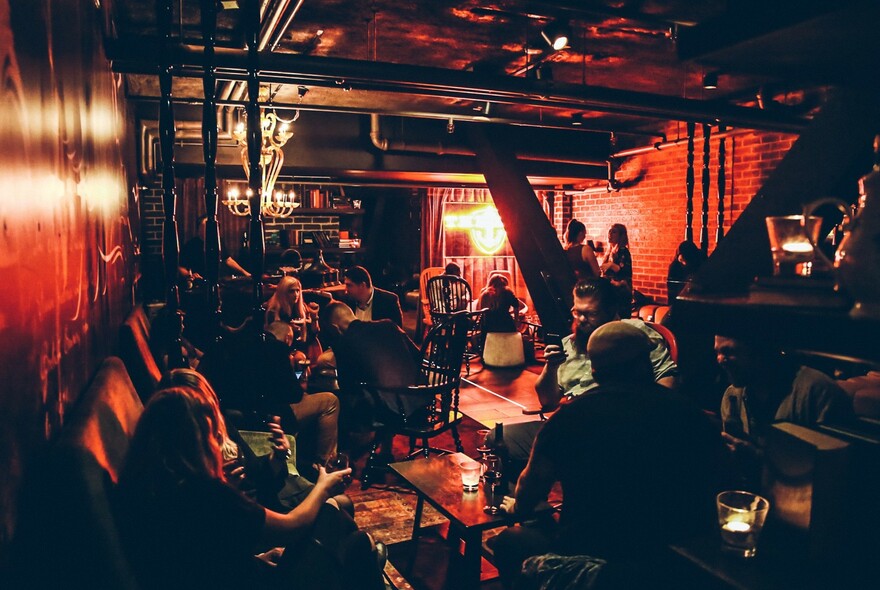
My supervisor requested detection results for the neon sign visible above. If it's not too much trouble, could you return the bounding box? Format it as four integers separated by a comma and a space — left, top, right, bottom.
444, 206, 507, 254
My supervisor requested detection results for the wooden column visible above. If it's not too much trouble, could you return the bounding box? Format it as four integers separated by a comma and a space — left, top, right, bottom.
685, 121, 695, 242
157, 0, 186, 368
243, 0, 266, 323
201, 0, 222, 342
716, 124, 726, 244
700, 124, 712, 253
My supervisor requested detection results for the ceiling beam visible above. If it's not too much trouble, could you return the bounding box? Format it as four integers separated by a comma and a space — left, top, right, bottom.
107, 39, 809, 133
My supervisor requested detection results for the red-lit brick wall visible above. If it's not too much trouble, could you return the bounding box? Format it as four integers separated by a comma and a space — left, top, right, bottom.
568, 127, 798, 303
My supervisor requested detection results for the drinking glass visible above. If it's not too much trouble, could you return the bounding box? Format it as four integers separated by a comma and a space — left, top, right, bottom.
459, 460, 481, 492
482, 455, 504, 515
325, 452, 352, 487
716, 490, 770, 558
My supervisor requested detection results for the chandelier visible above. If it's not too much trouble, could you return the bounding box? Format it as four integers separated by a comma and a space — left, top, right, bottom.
222, 107, 299, 217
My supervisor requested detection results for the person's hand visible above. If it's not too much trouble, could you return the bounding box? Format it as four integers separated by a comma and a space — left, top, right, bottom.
306, 302, 320, 318
500, 496, 517, 514
315, 464, 352, 497
255, 547, 284, 567
267, 416, 291, 472
542, 344, 567, 366
223, 458, 246, 489
191, 271, 204, 280
721, 432, 758, 458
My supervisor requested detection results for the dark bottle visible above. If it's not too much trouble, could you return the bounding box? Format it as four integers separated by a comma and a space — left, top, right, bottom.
492, 422, 510, 490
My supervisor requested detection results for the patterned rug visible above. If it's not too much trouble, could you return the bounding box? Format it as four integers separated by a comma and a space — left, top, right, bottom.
346, 414, 488, 589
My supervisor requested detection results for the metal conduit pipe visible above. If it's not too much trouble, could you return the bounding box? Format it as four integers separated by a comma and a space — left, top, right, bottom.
370, 114, 618, 167
107, 43, 809, 133
611, 127, 747, 159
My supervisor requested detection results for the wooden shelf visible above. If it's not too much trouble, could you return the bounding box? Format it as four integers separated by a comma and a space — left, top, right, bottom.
285, 207, 364, 216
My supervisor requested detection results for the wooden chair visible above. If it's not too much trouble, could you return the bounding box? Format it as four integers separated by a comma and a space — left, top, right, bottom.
418, 266, 444, 337
427, 275, 480, 373
426, 275, 473, 320
645, 321, 678, 363
361, 311, 470, 487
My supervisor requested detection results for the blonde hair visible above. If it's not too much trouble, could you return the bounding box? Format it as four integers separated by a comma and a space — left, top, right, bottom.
266, 276, 306, 324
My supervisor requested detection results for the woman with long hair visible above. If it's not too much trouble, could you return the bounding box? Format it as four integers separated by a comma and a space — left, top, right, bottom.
563, 219, 600, 281
265, 276, 319, 344
667, 240, 705, 302
478, 273, 525, 332
115, 375, 384, 590
600, 223, 634, 318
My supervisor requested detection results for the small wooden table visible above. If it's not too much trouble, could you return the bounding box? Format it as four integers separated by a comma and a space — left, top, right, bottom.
389, 452, 548, 589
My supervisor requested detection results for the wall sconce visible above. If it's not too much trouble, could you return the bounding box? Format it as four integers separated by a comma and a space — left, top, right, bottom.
541, 20, 571, 51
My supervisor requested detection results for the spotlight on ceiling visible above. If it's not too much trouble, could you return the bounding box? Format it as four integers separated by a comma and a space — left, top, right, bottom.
541, 20, 570, 51
703, 71, 719, 90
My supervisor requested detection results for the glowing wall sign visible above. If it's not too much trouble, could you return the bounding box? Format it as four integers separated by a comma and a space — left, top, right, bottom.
444, 206, 507, 254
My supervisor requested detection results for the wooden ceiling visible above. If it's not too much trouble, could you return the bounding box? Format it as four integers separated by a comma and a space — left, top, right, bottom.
107, 0, 877, 180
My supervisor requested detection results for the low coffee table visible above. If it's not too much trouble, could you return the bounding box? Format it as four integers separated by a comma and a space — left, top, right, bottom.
389, 452, 550, 589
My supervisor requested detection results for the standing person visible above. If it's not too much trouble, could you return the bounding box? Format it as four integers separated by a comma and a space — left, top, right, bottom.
478, 273, 525, 333
342, 266, 404, 328
492, 322, 721, 590
600, 223, 633, 318
667, 240, 705, 302
114, 385, 385, 590
563, 219, 600, 281
179, 215, 251, 282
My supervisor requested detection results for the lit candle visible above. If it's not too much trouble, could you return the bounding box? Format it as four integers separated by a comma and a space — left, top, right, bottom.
782, 241, 813, 253
722, 520, 751, 533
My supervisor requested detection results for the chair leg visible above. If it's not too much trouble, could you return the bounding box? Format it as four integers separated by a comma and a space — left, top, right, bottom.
451, 425, 464, 453
422, 438, 430, 458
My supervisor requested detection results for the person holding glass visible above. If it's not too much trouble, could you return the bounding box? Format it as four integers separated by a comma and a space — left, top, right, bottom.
600, 223, 633, 318
114, 374, 385, 590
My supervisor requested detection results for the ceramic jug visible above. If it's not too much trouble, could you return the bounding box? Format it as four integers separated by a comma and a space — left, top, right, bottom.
835, 135, 880, 319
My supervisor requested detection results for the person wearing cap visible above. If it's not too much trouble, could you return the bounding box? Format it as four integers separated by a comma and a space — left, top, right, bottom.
496, 277, 678, 478
491, 321, 721, 590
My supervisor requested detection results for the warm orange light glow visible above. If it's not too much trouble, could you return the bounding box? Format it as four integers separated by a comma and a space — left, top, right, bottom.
444, 206, 507, 254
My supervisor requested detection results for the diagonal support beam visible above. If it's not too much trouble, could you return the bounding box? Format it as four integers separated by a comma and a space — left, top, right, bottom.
467, 124, 573, 336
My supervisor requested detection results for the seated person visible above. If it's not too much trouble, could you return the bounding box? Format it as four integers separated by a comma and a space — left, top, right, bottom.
198, 324, 340, 475
319, 301, 421, 444
493, 322, 722, 590
265, 276, 321, 362
341, 265, 403, 328
443, 261, 462, 277
159, 368, 328, 514
715, 334, 854, 486
179, 214, 250, 282
498, 278, 677, 477
114, 383, 385, 590
478, 273, 525, 332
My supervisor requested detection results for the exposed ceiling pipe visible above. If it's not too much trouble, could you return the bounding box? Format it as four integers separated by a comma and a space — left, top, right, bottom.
611, 127, 747, 159
368, 114, 607, 166
138, 119, 237, 178
107, 42, 810, 133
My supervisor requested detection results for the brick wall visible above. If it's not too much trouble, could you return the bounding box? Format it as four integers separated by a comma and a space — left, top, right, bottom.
570, 127, 798, 303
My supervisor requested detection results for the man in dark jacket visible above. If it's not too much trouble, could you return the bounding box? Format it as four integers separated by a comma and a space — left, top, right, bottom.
319, 301, 420, 440
341, 266, 404, 328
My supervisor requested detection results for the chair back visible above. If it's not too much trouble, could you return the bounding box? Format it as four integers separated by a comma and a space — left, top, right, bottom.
645, 321, 678, 363
419, 267, 444, 328
420, 311, 470, 384
426, 275, 473, 321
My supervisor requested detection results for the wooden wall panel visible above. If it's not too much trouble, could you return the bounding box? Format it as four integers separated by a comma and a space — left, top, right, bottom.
0, 0, 136, 549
